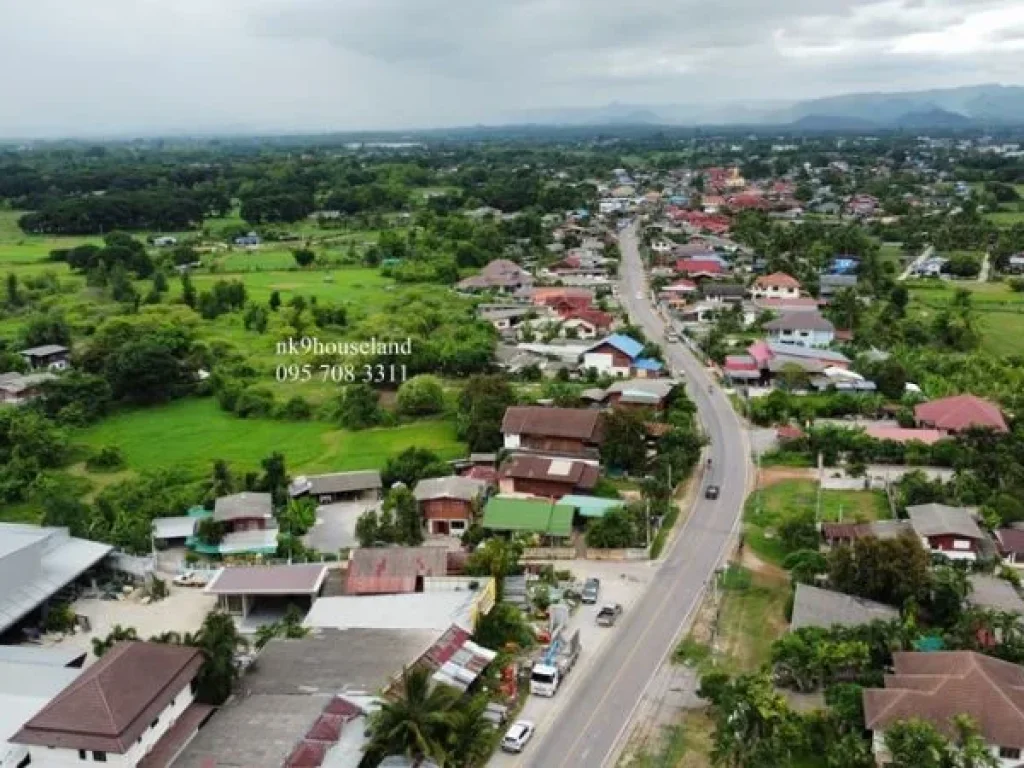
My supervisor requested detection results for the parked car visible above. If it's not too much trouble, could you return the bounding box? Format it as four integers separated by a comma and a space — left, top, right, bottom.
705, 485, 720, 500
581, 577, 601, 604
501, 720, 536, 753
597, 603, 623, 626
483, 702, 509, 726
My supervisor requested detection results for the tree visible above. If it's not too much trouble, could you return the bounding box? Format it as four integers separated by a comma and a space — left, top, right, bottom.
828, 533, 931, 607
258, 451, 289, 504
600, 408, 647, 475
779, 513, 819, 554
91, 625, 139, 657
465, 537, 523, 600
363, 665, 461, 766
337, 382, 381, 430
193, 612, 248, 705
472, 602, 533, 650
278, 497, 316, 537
181, 273, 197, 309
195, 517, 226, 546
209, 459, 236, 498
447, 696, 495, 768
292, 248, 315, 267
457, 375, 516, 452
396, 374, 445, 416
884, 719, 953, 768
586, 506, 640, 549
105, 337, 191, 404
269, 290, 281, 311
21, 312, 72, 348
383, 485, 423, 546
243, 303, 269, 333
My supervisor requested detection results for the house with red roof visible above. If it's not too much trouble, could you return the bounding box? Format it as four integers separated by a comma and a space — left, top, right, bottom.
532, 287, 594, 313
751, 272, 801, 300
995, 528, 1024, 568
914, 394, 1008, 434
659, 279, 698, 297
676, 259, 725, 279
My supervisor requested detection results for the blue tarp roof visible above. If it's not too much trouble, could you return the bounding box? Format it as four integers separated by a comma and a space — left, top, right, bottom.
634, 358, 664, 371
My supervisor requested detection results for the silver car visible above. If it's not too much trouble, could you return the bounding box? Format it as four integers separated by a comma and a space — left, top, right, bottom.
581, 577, 601, 604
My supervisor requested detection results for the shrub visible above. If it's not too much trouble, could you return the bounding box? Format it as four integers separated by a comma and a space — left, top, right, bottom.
86, 445, 125, 471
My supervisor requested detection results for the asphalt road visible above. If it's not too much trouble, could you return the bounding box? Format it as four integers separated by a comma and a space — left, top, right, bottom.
519, 223, 751, 768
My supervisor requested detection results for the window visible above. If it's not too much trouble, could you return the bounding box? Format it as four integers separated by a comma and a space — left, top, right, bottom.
151, 716, 159, 729
999, 747, 1021, 759
79, 751, 87, 760
92, 752, 107, 762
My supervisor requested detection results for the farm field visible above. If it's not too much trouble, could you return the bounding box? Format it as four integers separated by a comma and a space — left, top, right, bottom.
75, 397, 464, 480
909, 280, 1024, 356
744, 479, 890, 566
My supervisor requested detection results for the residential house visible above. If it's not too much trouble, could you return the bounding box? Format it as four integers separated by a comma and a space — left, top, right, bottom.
906, 503, 987, 562
723, 341, 850, 389
1006, 253, 1024, 274
789, 584, 899, 631
846, 194, 879, 216
501, 406, 604, 460
413, 476, 489, 536
750, 272, 801, 300
701, 283, 747, 304
819, 273, 859, 300
763, 311, 835, 347
675, 259, 725, 279
0, 372, 55, 405
152, 236, 177, 247
476, 304, 535, 333
996, 528, 1024, 568
820, 520, 913, 548
12, 642, 207, 768
456, 259, 533, 294
659, 279, 698, 301
863, 652, 1024, 766
19, 345, 70, 371
599, 378, 677, 411
561, 309, 614, 339
234, 232, 261, 246
498, 455, 599, 499
288, 471, 383, 504
581, 334, 664, 378
914, 394, 1009, 434
650, 239, 675, 255
751, 296, 822, 313
531, 287, 594, 315
481, 496, 573, 542
198, 492, 278, 556
967, 575, 1024, 615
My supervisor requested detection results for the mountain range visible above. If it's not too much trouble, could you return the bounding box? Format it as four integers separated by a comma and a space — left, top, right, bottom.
506, 84, 1024, 129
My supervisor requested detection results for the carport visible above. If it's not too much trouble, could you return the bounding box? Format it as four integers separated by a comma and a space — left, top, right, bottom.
204, 563, 330, 627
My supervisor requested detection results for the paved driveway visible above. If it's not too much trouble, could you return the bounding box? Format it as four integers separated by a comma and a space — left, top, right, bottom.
303, 500, 378, 553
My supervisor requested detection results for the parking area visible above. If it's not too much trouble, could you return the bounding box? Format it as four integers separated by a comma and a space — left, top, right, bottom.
47, 584, 216, 656
489, 559, 656, 768
303, 500, 378, 553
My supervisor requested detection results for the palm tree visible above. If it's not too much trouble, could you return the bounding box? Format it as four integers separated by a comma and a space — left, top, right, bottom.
193, 612, 248, 705
364, 666, 461, 766
447, 696, 494, 768
91, 625, 138, 657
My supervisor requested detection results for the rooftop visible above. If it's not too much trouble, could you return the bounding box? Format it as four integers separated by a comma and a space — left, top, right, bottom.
863, 652, 1024, 749
482, 496, 573, 537
790, 584, 898, 631
906, 503, 985, 541
14, 642, 202, 754
967, 575, 1024, 614
205, 563, 330, 596
755, 271, 801, 288
412, 475, 488, 502
290, 471, 382, 498
763, 311, 835, 333
500, 455, 599, 489
501, 406, 603, 442
914, 394, 1008, 433
347, 546, 449, 595
304, 590, 482, 632
213, 492, 273, 522
586, 333, 645, 359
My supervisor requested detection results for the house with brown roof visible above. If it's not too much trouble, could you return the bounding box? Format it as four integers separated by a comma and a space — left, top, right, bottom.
498, 455, 600, 499
914, 394, 1009, 434
501, 406, 604, 460
288, 471, 382, 504
456, 259, 533, 294
12, 641, 208, 768
763, 311, 835, 348
751, 272, 801, 300
413, 476, 489, 536
863, 651, 1024, 765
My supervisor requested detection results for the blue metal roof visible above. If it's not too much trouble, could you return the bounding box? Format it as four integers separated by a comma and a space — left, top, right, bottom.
590, 334, 644, 359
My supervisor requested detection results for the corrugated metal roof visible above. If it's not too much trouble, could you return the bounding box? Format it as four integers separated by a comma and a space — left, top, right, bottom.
0, 524, 112, 635
482, 496, 573, 537
151, 516, 196, 539
558, 495, 626, 518
205, 563, 330, 595
347, 547, 448, 595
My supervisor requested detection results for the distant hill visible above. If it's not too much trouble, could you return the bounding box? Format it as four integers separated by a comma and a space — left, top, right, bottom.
505, 83, 1024, 130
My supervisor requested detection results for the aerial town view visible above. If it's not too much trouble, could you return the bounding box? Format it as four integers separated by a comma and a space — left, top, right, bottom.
3, 2, 1024, 767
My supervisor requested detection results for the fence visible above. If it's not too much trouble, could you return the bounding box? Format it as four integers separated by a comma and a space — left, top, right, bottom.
522, 547, 577, 561
585, 548, 649, 562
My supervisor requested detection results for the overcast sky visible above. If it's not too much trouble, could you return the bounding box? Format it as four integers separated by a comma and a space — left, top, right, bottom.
1, 0, 1023, 137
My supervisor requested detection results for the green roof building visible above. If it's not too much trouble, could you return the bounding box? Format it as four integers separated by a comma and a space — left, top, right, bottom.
482, 496, 573, 538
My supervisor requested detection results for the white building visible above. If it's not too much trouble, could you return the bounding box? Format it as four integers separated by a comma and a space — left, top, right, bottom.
11, 642, 208, 768
750, 272, 802, 300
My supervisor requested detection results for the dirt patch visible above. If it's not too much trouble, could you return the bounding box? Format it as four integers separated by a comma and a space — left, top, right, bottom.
759, 466, 816, 487
739, 548, 787, 582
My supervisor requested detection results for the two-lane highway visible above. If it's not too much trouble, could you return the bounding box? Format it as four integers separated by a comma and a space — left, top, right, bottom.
516, 223, 751, 768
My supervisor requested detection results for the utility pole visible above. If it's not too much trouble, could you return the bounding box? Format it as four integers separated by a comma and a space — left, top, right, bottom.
816, 451, 824, 522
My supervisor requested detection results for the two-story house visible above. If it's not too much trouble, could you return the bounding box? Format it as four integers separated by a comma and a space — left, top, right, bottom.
12, 642, 207, 767
906, 503, 987, 562
864, 652, 1024, 767
750, 272, 801, 300
763, 311, 835, 348
501, 406, 604, 461
581, 334, 664, 378
413, 475, 489, 536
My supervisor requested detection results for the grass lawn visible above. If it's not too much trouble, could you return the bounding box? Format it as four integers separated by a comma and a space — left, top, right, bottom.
985, 207, 1024, 227
185, 266, 401, 305
75, 397, 464, 480
745, 479, 890, 566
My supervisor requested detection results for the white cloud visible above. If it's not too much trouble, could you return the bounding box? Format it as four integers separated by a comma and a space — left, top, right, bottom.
0, 0, 1021, 136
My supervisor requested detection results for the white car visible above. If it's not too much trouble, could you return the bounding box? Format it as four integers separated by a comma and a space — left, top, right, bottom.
501, 720, 536, 753
635, 291, 643, 300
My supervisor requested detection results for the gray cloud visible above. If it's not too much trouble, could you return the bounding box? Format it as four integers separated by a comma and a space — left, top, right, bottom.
0, 0, 1021, 137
